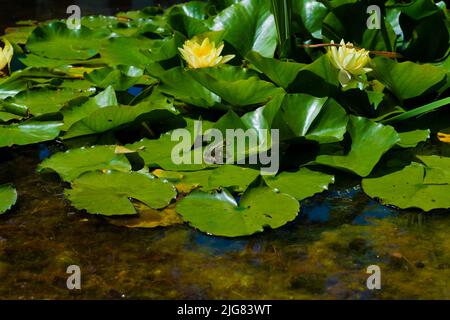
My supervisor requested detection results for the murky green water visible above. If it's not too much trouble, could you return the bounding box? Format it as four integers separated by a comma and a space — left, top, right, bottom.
0, 146, 449, 299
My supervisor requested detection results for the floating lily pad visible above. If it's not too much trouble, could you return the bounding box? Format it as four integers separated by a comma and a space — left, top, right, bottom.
26, 22, 110, 60
61, 86, 118, 131
127, 134, 212, 171
84, 66, 156, 90
315, 116, 400, 177
152, 168, 214, 193
246, 51, 305, 89
38, 145, 132, 182
208, 165, 260, 192
0, 121, 63, 147
0, 111, 22, 122
4, 25, 36, 45
150, 66, 219, 108
100, 36, 175, 68
212, 0, 277, 57
418, 155, 450, 185
397, 129, 430, 148
264, 167, 334, 201
63, 97, 174, 139
66, 171, 177, 215
362, 159, 450, 212
4, 87, 95, 116
372, 57, 447, 100
176, 186, 300, 237
0, 185, 17, 214
190, 66, 284, 107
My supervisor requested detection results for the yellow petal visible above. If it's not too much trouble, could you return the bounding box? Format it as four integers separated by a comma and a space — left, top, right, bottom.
338, 69, 352, 86
437, 132, 450, 143
178, 37, 233, 69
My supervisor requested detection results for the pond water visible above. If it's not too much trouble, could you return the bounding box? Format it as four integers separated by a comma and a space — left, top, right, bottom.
0, 145, 449, 299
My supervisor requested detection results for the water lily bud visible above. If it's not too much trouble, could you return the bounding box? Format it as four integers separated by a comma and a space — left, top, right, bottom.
179, 37, 235, 69
327, 39, 372, 87
0, 38, 13, 75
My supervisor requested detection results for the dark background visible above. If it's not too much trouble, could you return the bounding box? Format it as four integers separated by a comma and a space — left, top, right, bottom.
0, 0, 185, 32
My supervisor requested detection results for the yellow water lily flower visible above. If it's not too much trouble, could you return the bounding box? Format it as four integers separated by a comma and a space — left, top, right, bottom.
327, 39, 372, 87
0, 38, 13, 75
179, 37, 235, 69
437, 132, 450, 143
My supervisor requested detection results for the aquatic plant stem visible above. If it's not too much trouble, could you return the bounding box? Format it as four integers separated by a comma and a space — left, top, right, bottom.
381, 97, 450, 123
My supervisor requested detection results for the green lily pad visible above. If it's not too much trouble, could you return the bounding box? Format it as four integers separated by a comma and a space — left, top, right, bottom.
397, 129, 430, 148
270, 94, 348, 143
372, 57, 447, 100
127, 134, 212, 171
190, 66, 284, 107
66, 171, 177, 215
0, 121, 63, 147
153, 168, 215, 192
246, 51, 305, 89
264, 167, 334, 201
0, 185, 17, 214
362, 159, 450, 212
100, 36, 177, 68
19, 54, 88, 68
0, 111, 22, 122
61, 86, 118, 131
418, 155, 450, 185
63, 96, 175, 139
26, 22, 110, 60
287, 55, 339, 97
176, 186, 300, 237
38, 145, 132, 182
153, 165, 260, 193
208, 165, 260, 192
4, 87, 95, 116
0, 67, 80, 99
293, 0, 328, 39
84, 66, 156, 91
150, 66, 219, 108
272, 94, 328, 139
211, 0, 277, 58
304, 98, 348, 144
4, 25, 36, 45
315, 116, 400, 177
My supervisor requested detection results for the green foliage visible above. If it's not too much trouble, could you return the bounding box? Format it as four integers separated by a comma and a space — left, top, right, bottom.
263, 167, 334, 200
212, 0, 278, 57
26, 22, 110, 60
0, 184, 17, 214
66, 171, 177, 215
315, 116, 400, 177
38, 145, 132, 182
0, 120, 63, 147
0, 0, 449, 236
176, 186, 299, 237
362, 156, 450, 211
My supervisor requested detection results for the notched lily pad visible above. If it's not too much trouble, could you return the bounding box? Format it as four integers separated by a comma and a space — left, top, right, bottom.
38, 145, 132, 182
397, 129, 430, 148
26, 21, 110, 60
0, 184, 18, 214
264, 167, 334, 201
176, 186, 300, 237
362, 156, 450, 211
66, 171, 177, 216
0, 120, 63, 147
315, 116, 400, 177
207, 165, 260, 192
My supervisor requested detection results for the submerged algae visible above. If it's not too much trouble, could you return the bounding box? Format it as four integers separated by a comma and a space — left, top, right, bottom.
0, 146, 449, 299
